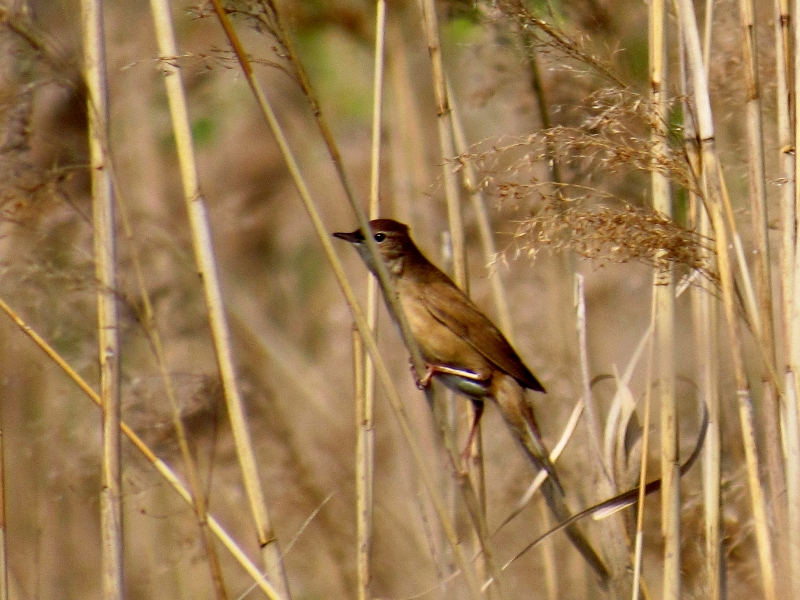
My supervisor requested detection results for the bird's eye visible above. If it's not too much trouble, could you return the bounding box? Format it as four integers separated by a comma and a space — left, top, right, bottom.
374, 232, 386, 242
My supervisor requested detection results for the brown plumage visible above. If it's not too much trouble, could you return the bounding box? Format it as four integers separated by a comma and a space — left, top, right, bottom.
334, 218, 610, 584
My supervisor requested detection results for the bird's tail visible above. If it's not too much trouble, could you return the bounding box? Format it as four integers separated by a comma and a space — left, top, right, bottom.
493, 374, 611, 584
492, 374, 564, 492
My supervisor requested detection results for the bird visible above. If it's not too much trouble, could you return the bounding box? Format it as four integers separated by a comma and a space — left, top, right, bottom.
334, 218, 611, 583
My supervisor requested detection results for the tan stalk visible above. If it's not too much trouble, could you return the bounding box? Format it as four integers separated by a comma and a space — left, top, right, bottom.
114, 189, 229, 596
575, 274, 630, 594
419, 0, 467, 290
207, 5, 486, 596
681, 25, 723, 596
738, 3, 786, 567
449, 74, 514, 583
789, 1, 800, 599
777, 0, 800, 595
356, 3, 387, 599
631, 288, 658, 600
649, 1, 680, 598
450, 78, 554, 597
416, 5, 473, 583
697, 209, 722, 600
116, 163, 229, 597
717, 172, 765, 345
101, 35, 230, 595
648, 0, 681, 600
81, 0, 123, 597
739, 0, 777, 377
0, 396, 7, 600
676, 0, 777, 597
448, 82, 512, 337
575, 275, 608, 479
148, 0, 289, 595
353, 325, 372, 600
0, 297, 284, 600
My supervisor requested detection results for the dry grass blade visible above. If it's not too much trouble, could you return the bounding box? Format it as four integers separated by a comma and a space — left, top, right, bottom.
787, 0, 800, 594
575, 274, 629, 591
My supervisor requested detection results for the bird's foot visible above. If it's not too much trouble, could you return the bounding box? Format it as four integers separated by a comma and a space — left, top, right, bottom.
409, 361, 436, 390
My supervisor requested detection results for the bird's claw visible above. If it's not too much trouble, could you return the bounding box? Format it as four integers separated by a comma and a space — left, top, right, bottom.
410, 361, 435, 389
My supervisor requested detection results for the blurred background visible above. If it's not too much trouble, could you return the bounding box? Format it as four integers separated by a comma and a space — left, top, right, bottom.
0, 0, 772, 598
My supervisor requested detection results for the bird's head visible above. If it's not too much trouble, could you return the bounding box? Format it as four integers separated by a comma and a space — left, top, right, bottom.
333, 219, 415, 275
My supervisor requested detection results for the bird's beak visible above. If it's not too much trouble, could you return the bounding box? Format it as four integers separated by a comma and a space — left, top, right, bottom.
333, 229, 365, 244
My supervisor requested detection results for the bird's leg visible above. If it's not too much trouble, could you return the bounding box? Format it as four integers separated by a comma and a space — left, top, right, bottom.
410, 362, 488, 390
461, 399, 485, 463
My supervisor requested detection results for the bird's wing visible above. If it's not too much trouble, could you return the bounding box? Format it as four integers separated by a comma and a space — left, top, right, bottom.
418, 279, 546, 393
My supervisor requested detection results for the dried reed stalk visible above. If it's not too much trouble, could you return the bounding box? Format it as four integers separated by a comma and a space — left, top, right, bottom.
206, 5, 485, 596
80, 0, 123, 596
575, 274, 630, 594
785, 1, 800, 597
415, 5, 476, 586
681, 22, 723, 597
737, 5, 787, 575
0, 396, 7, 600
150, 1, 290, 596
677, 1, 777, 598
355, 3, 387, 598
631, 292, 657, 600
775, 0, 800, 594
649, 1, 679, 598
116, 113, 231, 600
419, 0, 467, 290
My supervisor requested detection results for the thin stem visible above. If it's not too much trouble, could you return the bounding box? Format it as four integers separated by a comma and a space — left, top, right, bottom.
419, 0, 467, 291
81, 0, 123, 596
677, 1, 777, 596
777, 0, 800, 594
150, 0, 289, 595
649, 1, 679, 597
631, 286, 658, 600
207, 5, 484, 596
356, 3, 387, 598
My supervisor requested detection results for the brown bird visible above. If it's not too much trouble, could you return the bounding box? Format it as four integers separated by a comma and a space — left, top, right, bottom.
334, 218, 610, 583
